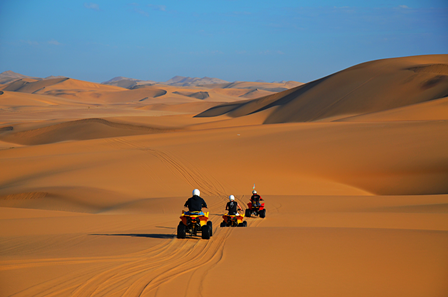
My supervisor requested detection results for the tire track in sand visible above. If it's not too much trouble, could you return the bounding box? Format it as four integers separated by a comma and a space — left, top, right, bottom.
110, 137, 227, 198
9, 136, 250, 296
7, 238, 185, 297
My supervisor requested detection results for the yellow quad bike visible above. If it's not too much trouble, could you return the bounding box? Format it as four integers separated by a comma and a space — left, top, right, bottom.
177, 211, 212, 239
220, 212, 247, 227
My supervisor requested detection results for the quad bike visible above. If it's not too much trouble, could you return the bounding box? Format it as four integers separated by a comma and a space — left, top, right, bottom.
245, 201, 266, 218
220, 212, 247, 227
177, 211, 212, 239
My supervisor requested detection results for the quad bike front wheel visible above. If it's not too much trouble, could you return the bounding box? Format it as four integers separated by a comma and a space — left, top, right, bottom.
260, 209, 266, 218
245, 209, 251, 217
177, 222, 186, 239
220, 221, 226, 227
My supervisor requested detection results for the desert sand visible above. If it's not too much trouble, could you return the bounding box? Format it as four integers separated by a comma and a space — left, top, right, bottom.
1, 55, 447, 297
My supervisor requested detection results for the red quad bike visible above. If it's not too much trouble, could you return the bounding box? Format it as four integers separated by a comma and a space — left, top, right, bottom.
245, 201, 266, 218
177, 211, 212, 240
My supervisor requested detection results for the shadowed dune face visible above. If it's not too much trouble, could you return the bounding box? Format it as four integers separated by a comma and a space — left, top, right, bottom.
197, 55, 448, 123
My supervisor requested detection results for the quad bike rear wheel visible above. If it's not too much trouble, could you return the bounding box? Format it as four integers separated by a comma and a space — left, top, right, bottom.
207, 221, 213, 236
220, 221, 226, 227
237, 221, 248, 227
177, 222, 186, 239
201, 225, 210, 239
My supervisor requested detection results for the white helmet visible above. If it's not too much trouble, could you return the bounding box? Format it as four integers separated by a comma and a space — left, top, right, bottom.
252, 190, 257, 194
229, 195, 235, 201
193, 189, 200, 196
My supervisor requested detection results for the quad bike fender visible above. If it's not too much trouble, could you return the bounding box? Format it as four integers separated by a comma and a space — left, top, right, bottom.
222, 213, 245, 224
247, 202, 265, 210
180, 211, 209, 226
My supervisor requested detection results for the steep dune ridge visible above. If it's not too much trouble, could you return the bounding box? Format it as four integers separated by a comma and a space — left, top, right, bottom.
197, 55, 448, 123
3, 77, 70, 93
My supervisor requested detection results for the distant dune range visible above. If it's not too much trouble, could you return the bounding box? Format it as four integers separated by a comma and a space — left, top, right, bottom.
1, 55, 447, 297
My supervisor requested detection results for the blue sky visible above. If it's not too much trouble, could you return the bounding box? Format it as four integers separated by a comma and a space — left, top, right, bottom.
0, 0, 447, 83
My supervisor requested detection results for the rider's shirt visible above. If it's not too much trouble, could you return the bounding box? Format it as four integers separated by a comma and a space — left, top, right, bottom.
226, 201, 238, 215
251, 194, 262, 204
184, 195, 207, 212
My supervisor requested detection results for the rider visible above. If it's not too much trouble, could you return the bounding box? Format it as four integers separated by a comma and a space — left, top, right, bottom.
226, 195, 242, 215
184, 189, 208, 215
250, 190, 263, 207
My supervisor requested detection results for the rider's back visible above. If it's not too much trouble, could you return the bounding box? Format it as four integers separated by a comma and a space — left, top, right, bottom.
185, 195, 207, 212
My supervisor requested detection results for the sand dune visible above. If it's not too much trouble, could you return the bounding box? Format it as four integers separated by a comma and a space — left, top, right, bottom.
136, 101, 226, 114
0, 90, 82, 107
0, 118, 177, 145
3, 77, 69, 93
338, 96, 448, 122
0, 70, 40, 84
212, 80, 303, 91
1, 193, 446, 296
198, 55, 448, 123
1, 75, 291, 106
1, 55, 447, 296
173, 91, 210, 99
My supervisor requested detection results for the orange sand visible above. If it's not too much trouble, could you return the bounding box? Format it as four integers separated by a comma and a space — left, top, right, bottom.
1, 55, 447, 296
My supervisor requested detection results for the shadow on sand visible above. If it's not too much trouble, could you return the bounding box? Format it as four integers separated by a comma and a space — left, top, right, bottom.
90, 233, 175, 239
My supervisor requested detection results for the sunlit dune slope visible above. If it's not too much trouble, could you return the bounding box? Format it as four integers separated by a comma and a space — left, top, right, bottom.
1, 119, 446, 208
197, 55, 448, 123
0, 118, 177, 145
0, 90, 80, 107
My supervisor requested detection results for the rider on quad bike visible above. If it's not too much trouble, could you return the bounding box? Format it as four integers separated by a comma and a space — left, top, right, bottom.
184, 189, 207, 215
246, 190, 266, 218
221, 195, 247, 227
251, 190, 263, 207
226, 195, 242, 215
178, 189, 212, 239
